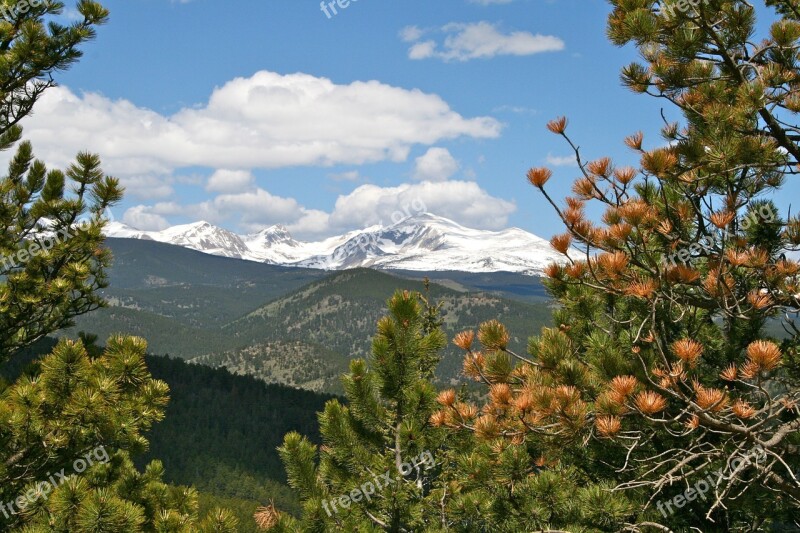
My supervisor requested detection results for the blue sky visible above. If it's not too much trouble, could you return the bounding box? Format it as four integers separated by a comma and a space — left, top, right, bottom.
16, 0, 793, 240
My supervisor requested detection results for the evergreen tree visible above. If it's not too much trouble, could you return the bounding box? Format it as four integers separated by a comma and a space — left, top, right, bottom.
0, 0, 114, 361
1, 337, 238, 532
0, 1, 236, 530
270, 291, 632, 532
441, 0, 800, 529
266, 290, 457, 532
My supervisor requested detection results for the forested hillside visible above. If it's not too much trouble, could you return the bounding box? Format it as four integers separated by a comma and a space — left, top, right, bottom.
195, 268, 552, 392
63, 240, 553, 393
138, 355, 335, 528
3, 340, 335, 532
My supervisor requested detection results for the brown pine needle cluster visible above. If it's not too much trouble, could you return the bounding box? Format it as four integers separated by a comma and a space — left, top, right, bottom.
609, 375, 638, 399
453, 330, 475, 351
693, 383, 728, 412
547, 116, 568, 134
437, 389, 457, 407
597, 251, 629, 277
672, 339, 704, 366
573, 177, 596, 199
608, 222, 633, 241
744, 340, 782, 375
474, 415, 500, 439
463, 351, 486, 381
595, 415, 622, 437
634, 391, 667, 415
566, 261, 588, 278
430, 410, 448, 427
550, 233, 573, 255
625, 279, 657, 299
732, 399, 757, 419
527, 167, 552, 188
587, 157, 612, 177
656, 219, 673, 236
641, 148, 677, 177
489, 383, 513, 408
725, 249, 749, 266
624, 131, 644, 151
614, 166, 637, 185
544, 262, 563, 279
619, 199, 655, 226
746, 248, 770, 268
747, 290, 773, 310
710, 210, 735, 229
666, 265, 701, 284
685, 414, 701, 431
720, 363, 738, 381
254, 503, 280, 530
652, 361, 688, 389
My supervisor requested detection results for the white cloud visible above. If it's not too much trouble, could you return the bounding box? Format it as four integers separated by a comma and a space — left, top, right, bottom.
404, 21, 564, 62
399, 25, 425, 42
120, 174, 175, 200
206, 169, 255, 193
14, 71, 501, 183
329, 170, 363, 182
413, 147, 459, 181
493, 104, 537, 115
327, 180, 515, 233
123, 205, 170, 231
409, 40, 438, 60
545, 153, 577, 167
126, 179, 515, 239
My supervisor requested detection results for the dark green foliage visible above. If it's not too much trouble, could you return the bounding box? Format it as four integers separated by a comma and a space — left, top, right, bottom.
205, 269, 552, 393
0, 147, 123, 362
270, 290, 452, 532
0, 337, 237, 532
137, 355, 334, 517
63, 258, 553, 394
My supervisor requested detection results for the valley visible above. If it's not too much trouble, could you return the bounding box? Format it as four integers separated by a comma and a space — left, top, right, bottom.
64, 238, 554, 393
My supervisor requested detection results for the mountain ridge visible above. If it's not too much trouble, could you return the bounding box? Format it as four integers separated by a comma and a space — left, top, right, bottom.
106, 213, 564, 275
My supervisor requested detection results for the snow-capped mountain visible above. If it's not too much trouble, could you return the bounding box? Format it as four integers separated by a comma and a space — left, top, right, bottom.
104, 213, 566, 275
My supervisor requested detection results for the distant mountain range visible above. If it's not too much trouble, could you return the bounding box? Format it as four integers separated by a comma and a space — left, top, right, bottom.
105, 213, 564, 275
59, 238, 553, 393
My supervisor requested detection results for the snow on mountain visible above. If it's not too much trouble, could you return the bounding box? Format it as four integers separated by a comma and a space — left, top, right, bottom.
106, 220, 250, 259
104, 214, 567, 275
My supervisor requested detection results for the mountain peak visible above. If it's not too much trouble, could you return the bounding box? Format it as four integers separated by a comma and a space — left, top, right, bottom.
104, 214, 565, 275
389, 212, 453, 227
252, 224, 296, 246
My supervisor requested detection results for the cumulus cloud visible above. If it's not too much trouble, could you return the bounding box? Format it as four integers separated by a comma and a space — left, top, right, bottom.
402, 21, 564, 62
400, 25, 425, 42
329, 170, 364, 182
17, 71, 515, 238
206, 169, 255, 193
326, 180, 515, 233
14, 71, 501, 184
123, 205, 171, 231
125, 179, 515, 239
413, 147, 459, 181
545, 153, 578, 167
